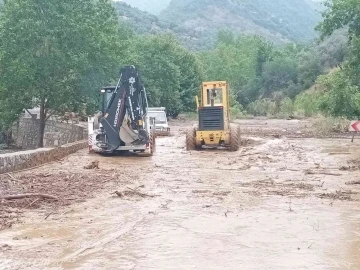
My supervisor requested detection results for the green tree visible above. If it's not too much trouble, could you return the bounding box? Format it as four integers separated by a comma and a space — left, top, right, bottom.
317, 0, 360, 78
317, 0, 360, 37
261, 56, 299, 98
123, 34, 203, 116
0, 0, 121, 147
318, 70, 360, 118
199, 35, 261, 105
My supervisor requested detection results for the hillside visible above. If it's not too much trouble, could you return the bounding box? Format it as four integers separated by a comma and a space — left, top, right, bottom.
160, 0, 322, 47
114, 2, 171, 35
118, 0, 171, 15
113, 2, 197, 48
0, 1, 324, 51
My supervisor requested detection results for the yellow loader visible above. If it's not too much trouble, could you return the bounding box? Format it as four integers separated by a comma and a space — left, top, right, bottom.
186, 81, 240, 151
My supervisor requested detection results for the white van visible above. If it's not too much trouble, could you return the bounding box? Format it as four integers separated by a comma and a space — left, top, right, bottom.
148, 107, 170, 136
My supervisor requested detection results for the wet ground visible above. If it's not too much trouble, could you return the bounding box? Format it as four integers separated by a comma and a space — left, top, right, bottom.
1, 119, 360, 269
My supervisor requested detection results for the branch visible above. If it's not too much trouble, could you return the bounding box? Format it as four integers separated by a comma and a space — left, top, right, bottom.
1, 193, 58, 200
25, 109, 40, 123
45, 110, 54, 121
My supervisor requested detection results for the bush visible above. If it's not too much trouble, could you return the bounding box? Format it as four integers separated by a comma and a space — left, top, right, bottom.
312, 116, 350, 133
294, 91, 323, 117
278, 97, 294, 118
317, 70, 360, 118
230, 106, 245, 119
247, 99, 276, 117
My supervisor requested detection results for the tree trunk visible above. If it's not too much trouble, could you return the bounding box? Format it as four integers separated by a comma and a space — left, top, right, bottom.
38, 99, 46, 148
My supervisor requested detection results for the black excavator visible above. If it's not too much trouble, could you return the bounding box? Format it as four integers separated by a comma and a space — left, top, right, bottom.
88, 66, 156, 155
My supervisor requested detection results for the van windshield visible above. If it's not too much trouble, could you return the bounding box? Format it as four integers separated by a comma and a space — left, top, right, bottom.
148, 112, 167, 123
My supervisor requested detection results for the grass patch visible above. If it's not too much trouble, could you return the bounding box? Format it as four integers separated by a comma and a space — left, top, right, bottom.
311, 116, 350, 133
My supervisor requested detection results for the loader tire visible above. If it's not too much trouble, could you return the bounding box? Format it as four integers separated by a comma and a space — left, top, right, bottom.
186, 127, 197, 151
229, 124, 240, 152
150, 130, 156, 155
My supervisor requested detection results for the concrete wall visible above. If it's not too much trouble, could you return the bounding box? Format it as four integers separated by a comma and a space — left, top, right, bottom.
0, 140, 87, 174
13, 118, 86, 149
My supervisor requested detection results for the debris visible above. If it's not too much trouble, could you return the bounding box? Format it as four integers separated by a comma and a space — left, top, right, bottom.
213, 191, 231, 196
345, 181, 360, 185
26, 198, 40, 208
84, 160, 99, 170
126, 187, 160, 198
61, 209, 75, 215
6, 173, 17, 181
305, 170, 342, 176
161, 200, 172, 209
1, 193, 58, 201
134, 185, 145, 190
45, 212, 54, 220
339, 166, 351, 171
114, 191, 124, 198
113, 188, 160, 199
318, 191, 354, 201
1, 244, 11, 251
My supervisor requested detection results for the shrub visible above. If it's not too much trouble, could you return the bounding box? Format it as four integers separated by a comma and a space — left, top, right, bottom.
294, 91, 323, 117
312, 116, 350, 133
279, 97, 294, 118
247, 99, 276, 117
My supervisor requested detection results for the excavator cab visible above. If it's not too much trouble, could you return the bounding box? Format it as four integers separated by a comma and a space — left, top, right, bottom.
99, 87, 114, 116
186, 81, 240, 151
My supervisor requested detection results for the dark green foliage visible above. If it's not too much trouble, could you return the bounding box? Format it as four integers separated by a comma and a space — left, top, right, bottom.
0, 0, 121, 146
318, 70, 360, 118
313, 0, 360, 118
123, 34, 203, 116
199, 27, 350, 117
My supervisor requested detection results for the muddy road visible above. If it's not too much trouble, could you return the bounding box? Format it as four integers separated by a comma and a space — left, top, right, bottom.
1, 119, 360, 269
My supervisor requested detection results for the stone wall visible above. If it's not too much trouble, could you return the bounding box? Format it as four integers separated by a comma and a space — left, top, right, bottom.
0, 140, 87, 174
13, 118, 86, 149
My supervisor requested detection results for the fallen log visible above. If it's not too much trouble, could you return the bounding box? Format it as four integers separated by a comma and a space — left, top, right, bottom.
305, 170, 342, 176
346, 181, 360, 185
1, 193, 58, 200
127, 187, 160, 198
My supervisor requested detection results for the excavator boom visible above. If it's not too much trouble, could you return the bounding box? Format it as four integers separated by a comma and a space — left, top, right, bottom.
88, 66, 155, 155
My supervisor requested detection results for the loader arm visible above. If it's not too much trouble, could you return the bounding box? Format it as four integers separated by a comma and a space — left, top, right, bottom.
195, 95, 200, 111
100, 66, 149, 152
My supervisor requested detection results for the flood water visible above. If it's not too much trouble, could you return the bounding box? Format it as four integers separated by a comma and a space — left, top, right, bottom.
1, 120, 360, 270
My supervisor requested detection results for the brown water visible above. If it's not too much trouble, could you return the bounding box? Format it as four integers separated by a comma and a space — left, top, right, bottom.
1, 120, 360, 270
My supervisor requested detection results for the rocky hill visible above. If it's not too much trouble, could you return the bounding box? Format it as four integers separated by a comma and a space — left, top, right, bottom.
160, 0, 322, 46
118, 0, 171, 15
115, 0, 323, 50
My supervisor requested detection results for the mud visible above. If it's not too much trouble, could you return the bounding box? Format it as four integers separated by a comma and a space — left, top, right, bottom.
1, 119, 360, 269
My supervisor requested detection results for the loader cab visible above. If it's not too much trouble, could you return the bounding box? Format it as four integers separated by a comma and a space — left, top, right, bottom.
197, 81, 230, 131
200, 81, 229, 109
